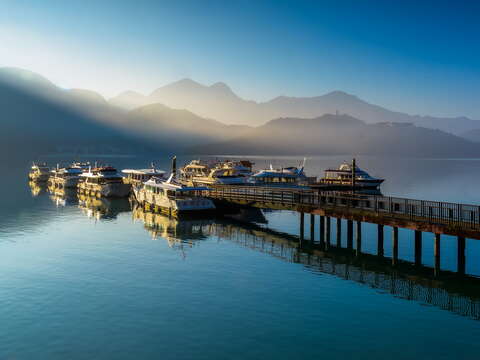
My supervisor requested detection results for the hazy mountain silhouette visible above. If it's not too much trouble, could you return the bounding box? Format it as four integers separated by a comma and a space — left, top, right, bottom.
0, 69, 156, 162
2, 67, 479, 161
0, 68, 250, 162
190, 114, 480, 157
460, 129, 480, 143
115, 103, 250, 147
109, 79, 480, 134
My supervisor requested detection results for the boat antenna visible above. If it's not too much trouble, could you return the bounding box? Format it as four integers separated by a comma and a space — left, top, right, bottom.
171, 156, 177, 178
299, 157, 306, 174
151, 161, 155, 171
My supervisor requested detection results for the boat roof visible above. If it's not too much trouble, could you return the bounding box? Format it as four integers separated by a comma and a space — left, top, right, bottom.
122, 168, 166, 175
145, 177, 209, 191
253, 168, 305, 178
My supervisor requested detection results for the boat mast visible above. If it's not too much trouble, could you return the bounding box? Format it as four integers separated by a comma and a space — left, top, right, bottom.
171, 156, 177, 177
352, 158, 356, 190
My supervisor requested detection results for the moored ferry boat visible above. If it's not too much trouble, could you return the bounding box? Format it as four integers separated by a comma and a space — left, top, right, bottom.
122, 165, 166, 186
319, 160, 384, 189
49, 166, 83, 189
78, 166, 131, 198
181, 159, 253, 186
248, 160, 311, 188
133, 175, 216, 216
28, 163, 50, 182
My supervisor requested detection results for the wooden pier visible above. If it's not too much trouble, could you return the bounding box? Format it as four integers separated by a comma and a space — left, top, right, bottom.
206, 185, 480, 276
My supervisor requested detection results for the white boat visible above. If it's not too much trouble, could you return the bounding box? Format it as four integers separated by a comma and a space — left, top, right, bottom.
78, 166, 131, 198
49, 166, 83, 188
249, 159, 310, 188
122, 164, 166, 185
133, 174, 216, 216
181, 159, 253, 186
28, 162, 50, 182
320, 160, 384, 189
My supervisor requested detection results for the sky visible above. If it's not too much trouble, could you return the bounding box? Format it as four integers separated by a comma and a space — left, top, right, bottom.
0, 0, 479, 118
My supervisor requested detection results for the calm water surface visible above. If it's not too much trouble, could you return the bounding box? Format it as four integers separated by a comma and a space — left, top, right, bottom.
1, 155, 480, 359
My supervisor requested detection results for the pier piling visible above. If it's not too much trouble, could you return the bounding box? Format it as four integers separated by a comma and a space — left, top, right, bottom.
347, 220, 353, 250
377, 224, 384, 257
458, 236, 466, 275
355, 221, 362, 256
415, 231, 422, 266
310, 214, 315, 242
319, 216, 325, 247
300, 213, 305, 241
434, 234, 441, 277
336, 218, 342, 247
325, 217, 331, 248
392, 227, 399, 266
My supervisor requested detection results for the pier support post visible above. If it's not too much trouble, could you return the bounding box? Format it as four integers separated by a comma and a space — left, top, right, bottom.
434, 234, 441, 277
355, 221, 362, 256
300, 212, 305, 242
347, 220, 353, 250
457, 236, 466, 276
325, 217, 331, 248
377, 224, 384, 257
310, 214, 315, 242
414, 231, 422, 267
336, 218, 342, 247
319, 216, 325, 247
392, 227, 399, 266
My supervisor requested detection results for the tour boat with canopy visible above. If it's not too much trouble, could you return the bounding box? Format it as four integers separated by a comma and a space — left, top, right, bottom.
78, 166, 131, 198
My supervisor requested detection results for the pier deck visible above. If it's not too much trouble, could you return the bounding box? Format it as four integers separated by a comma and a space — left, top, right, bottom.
206, 186, 480, 240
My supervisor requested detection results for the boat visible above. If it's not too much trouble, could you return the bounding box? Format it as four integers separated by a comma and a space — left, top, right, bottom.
319, 160, 384, 189
49, 165, 84, 189
133, 174, 216, 217
248, 159, 311, 188
122, 164, 166, 186
181, 159, 253, 186
78, 166, 131, 198
28, 162, 50, 182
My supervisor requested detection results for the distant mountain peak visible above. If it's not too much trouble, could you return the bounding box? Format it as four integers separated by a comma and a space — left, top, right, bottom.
169, 78, 203, 88
210, 81, 230, 90
117, 90, 145, 97
322, 90, 360, 101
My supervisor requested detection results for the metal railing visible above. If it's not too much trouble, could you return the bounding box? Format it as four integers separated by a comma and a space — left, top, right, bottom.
206, 185, 480, 231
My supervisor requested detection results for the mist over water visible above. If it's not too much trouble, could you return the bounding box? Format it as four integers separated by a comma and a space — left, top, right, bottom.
1, 155, 480, 359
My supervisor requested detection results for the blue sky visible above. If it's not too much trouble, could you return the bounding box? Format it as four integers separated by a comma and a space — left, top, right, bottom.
0, 0, 479, 118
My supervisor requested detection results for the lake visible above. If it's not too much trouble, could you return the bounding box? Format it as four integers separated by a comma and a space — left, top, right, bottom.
1, 155, 480, 359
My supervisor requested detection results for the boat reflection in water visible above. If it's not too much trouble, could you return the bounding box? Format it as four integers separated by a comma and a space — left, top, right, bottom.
28, 181, 47, 197
132, 205, 214, 257
78, 194, 131, 220
47, 186, 78, 207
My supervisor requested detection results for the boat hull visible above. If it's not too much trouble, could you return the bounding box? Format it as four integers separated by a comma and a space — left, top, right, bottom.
134, 188, 216, 216
78, 182, 131, 198
317, 179, 384, 190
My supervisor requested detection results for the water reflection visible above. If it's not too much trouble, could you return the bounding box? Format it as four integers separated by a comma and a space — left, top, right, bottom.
48, 186, 79, 207
132, 206, 480, 321
78, 194, 131, 220
28, 181, 46, 197
24, 169, 480, 321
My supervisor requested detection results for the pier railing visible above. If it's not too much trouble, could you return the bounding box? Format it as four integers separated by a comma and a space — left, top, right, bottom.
206, 186, 480, 232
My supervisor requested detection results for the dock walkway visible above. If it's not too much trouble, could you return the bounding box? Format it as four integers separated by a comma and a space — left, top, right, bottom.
206, 185, 480, 240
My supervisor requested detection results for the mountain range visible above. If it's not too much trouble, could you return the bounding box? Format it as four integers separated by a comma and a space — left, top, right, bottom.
190, 114, 480, 157
1, 66, 480, 161
109, 78, 480, 134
